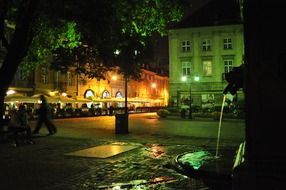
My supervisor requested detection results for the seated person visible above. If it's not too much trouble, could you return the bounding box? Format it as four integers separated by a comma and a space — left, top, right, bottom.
8, 104, 34, 147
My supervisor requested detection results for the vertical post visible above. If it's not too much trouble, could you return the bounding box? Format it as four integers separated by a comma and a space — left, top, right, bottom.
189, 79, 192, 119
182, 75, 194, 119
124, 76, 128, 115
115, 76, 129, 134
177, 91, 180, 107
76, 71, 79, 96
75, 55, 79, 97
124, 76, 129, 133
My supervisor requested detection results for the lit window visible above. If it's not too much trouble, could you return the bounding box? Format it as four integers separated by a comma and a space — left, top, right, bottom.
202, 39, 211, 51
102, 90, 110, 98
181, 40, 191, 52
182, 61, 191, 76
85, 89, 95, 98
115, 91, 123, 98
201, 94, 215, 103
224, 60, 233, 73
203, 61, 212, 76
56, 71, 60, 89
223, 38, 232, 50
41, 67, 48, 84
67, 72, 72, 86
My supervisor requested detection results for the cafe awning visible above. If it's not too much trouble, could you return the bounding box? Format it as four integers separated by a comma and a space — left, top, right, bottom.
4, 94, 39, 103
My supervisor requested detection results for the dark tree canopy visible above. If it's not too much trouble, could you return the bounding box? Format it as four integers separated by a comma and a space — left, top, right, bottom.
30, 0, 185, 80
0, 0, 187, 122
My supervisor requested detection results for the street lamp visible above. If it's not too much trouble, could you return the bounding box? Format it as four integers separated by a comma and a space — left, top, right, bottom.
181, 75, 200, 119
111, 75, 117, 81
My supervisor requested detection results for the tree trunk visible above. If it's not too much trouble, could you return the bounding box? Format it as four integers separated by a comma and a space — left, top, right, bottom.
0, 0, 39, 127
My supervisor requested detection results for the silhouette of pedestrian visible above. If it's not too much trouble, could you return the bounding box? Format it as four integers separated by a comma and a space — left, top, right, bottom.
32, 95, 57, 135
109, 105, 114, 116
8, 104, 34, 147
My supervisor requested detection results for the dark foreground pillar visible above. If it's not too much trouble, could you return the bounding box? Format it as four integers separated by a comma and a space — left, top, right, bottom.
233, 1, 286, 189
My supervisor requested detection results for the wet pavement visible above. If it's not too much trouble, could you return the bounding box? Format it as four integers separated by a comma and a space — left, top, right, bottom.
65, 143, 139, 158
0, 113, 245, 190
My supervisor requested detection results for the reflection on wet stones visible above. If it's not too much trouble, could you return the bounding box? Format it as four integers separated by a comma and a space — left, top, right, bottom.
49, 144, 210, 190
145, 144, 166, 158
95, 177, 178, 190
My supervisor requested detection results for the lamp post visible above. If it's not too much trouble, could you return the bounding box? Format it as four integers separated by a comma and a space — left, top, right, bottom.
124, 76, 128, 115
151, 83, 157, 106
181, 75, 200, 119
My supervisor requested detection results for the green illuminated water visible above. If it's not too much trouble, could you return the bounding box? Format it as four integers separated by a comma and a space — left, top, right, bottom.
179, 150, 213, 170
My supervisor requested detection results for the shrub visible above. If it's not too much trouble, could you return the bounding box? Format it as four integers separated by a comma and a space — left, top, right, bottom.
192, 105, 201, 113
166, 107, 180, 113
211, 111, 221, 120
235, 109, 245, 119
156, 109, 170, 118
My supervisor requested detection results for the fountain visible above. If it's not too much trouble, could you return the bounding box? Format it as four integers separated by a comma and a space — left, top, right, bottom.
215, 94, 227, 158
173, 66, 244, 188
173, 94, 234, 189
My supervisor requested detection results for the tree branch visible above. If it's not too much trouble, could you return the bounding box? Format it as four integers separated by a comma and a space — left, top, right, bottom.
0, 0, 9, 50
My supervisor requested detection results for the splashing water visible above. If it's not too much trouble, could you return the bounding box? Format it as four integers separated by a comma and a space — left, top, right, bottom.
215, 95, 226, 158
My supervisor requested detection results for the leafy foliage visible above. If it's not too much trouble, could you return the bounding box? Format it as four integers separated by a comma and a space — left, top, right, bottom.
157, 109, 170, 118
39, 0, 184, 80
3, 0, 185, 80
21, 20, 81, 75
115, 0, 183, 36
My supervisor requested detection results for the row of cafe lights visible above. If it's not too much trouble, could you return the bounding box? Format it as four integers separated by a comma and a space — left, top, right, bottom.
6, 76, 155, 98
6, 89, 16, 95
6, 68, 161, 102
6, 89, 68, 98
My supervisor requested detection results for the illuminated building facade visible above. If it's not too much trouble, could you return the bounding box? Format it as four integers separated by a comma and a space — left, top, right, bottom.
168, 0, 244, 108
4, 64, 169, 108
1, 20, 168, 109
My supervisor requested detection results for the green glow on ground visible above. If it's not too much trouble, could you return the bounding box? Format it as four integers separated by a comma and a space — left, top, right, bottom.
179, 151, 213, 170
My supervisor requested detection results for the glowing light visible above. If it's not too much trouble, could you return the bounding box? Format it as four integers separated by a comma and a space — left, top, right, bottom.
151, 83, 156, 88
114, 49, 120, 55
49, 91, 56, 96
112, 75, 117, 81
6, 90, 16, 95
194, 76, 200, 81
62, 92, 67, 97
181, 76, 187, 82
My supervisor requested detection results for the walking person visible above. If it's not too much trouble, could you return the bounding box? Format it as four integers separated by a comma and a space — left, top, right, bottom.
8, 104, 34, 147
32, 95, 57, 135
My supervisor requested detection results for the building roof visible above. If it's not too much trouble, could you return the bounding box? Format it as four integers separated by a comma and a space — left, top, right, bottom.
171, 0, 242, 29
